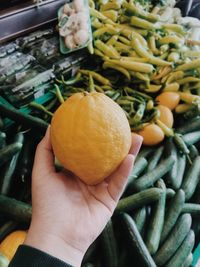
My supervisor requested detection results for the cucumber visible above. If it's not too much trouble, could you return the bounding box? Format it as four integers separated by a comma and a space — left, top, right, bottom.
0, 142, 22, 167
126, 157, 148, 188
147, 146, 164, 172
0, 103, 48, 133
83, 264, 94, 267
0, 132, 24, 195
182, 203, 200, 216
182, 131, 200, 146
181, 156, 200, 201
137, 147, 154, 159
166, 188, 175, 198
164, 230, 195, 267
0, 195, 31, 223
0, 132, 6, 149
132, 157, 175, 191
153, 213, 192, 266
174, 154, 186, 190
160, 189, 185, 244
189, 145, 199, 160
174, 134, 190, 155
100, 220, 118, 267
0, 220, 17, 242
177, 117, 200, 134
181, 253, 193, 267
145, 180, 166, 255
0, 117, 4, 129
116, 188, 163, 213
132, 206, 146, 235
165, 139, 178, 189
82, 242, 97, 264
121, 213, 157, 267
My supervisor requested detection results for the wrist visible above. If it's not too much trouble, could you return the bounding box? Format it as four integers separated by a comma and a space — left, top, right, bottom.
24, 224, 84, 267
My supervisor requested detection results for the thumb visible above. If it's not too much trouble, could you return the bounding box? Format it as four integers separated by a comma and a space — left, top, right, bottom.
107, 154, 135, 202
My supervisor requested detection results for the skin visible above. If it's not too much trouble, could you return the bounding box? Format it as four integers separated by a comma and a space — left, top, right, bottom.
24, 127, 143, 267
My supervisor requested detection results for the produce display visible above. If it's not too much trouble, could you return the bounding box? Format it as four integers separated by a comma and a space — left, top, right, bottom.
0, 0, 200, 266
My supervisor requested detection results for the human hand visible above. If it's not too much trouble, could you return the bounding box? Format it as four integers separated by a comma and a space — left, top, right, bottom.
24, 127, 142, 267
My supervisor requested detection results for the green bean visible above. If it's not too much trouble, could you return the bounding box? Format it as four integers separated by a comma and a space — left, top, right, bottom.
176, 59, 200, 71
107, 59, 154, 73
131, 38, 171, 66
29, 102, 53, 117
159, 36, 184, 46
130, 16, 156, 30
123, 2, 159, 22
55, 84, 65, 104
95, 40, 120, 59
103, 62, 131, 79
130, 103, 145, 124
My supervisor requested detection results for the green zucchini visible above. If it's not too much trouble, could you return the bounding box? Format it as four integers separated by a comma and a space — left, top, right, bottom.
0, 133, 24, 195
0, 132, 6, 149
182, 131, 200, 146
147, 146, 164, 172
165, 139, 178, 189
132, 157, 175, 191
137, 147, 154, 159
132, 206, 146, 235
100, 220, 118, 267
174, 134, 190, 155
82, 242, 97, 264
0, 195, 31, 223
145, 179, 166, 255
0, 117, 4, 129
0, 220, 18, 242
174, 154, 186, 190
181, 253, 193, 267
116, 188, 163, 213
0, 252, 9, 267
181, 156, 200, 201
177, 117, 200, 134
127, 157, 148, 186
164, 230, 195, 267
121, 213, 157, 267
166, 188, 175, 198
83, 264, 94, 267
160, 189, 185, 244
0, 103, 48, 133
153, 213, 192, 266
182, 203, 200, 216
189, 145, 199, 160
0, 142, 22, 167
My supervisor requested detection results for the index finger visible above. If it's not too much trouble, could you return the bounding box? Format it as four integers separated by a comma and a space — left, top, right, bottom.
32, 126, 55, 176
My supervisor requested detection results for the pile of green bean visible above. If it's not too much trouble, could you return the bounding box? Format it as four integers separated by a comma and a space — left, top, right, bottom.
89, 0, 200, 101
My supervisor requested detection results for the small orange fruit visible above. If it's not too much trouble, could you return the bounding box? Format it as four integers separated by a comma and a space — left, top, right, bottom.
51, 92, 132, 185
0, 230, 27, 260
156, 92, 180, 110
138, 123, 164, 146
157, 105, 174, 128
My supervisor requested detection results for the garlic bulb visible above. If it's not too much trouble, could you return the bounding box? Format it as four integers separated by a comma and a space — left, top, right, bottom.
64, 35, 76, 49
63, 4, 75, 16
74, 29, 88, 46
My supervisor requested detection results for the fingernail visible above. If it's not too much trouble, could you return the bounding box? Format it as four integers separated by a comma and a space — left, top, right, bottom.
130, 135, 143, 156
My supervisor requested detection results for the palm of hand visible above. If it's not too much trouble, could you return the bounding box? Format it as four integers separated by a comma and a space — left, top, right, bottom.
28, 128, 142, 265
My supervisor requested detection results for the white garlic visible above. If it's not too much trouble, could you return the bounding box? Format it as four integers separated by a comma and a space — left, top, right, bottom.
74, 29, 88, 46
64, 35, 76, 49
73, 0, 84, 12
63, 4, 75, 16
